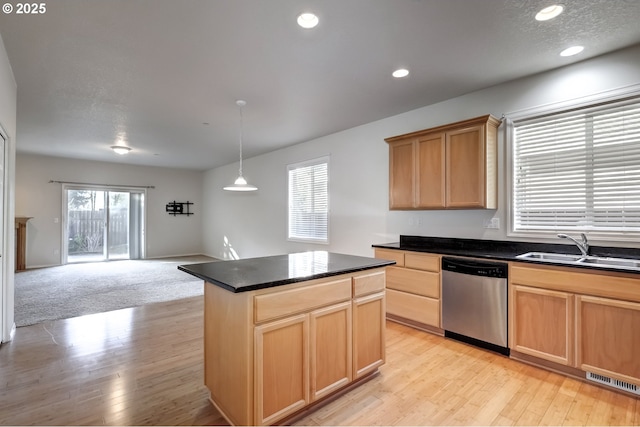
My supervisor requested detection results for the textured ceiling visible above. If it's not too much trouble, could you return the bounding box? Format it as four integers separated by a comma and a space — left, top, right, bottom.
1, 0, 640, 170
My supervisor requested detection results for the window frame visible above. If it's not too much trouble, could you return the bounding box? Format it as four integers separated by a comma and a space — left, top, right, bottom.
507, 84, 640, 242
286, 155, 330, 244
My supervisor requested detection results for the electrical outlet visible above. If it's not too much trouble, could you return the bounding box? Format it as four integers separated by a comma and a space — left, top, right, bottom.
484, 218, 500, 229
409, 216, 423, 227
53, 249, 60, 255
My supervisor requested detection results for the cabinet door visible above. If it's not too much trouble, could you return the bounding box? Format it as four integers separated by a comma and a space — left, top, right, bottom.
577, 295, 640, 385
353, 292, 386, 378
446, 125, 485, 208
388, 139, 415, 209
510, 285, 574, 366
255, 314, 309, 425
416, 133, 446, 208
310, 302, 353, 401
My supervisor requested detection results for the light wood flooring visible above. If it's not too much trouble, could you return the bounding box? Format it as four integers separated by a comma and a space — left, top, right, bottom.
1, 296, 638, 426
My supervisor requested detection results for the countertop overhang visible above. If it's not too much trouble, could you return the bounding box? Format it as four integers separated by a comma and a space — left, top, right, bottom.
179, 250, 396, 293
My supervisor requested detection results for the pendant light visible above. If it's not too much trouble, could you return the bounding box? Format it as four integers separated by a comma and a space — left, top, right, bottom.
224, 99, 258, 192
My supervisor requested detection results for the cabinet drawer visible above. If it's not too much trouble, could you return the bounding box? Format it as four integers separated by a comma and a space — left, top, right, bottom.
353, 270, 386, 297
511, 263, 640, 303
386, 266, 440, 298
386, 289, 440, 327
374, 249, 405, 267
405, 253, 440, 272
255, 278, 351, 324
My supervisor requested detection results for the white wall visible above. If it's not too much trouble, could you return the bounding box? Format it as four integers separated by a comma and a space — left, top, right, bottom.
16, 153, 204, 268
203, 44, 640, 259
0, 33, 17, 342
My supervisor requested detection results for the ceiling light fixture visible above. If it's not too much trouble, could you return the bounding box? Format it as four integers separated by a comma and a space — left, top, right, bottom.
560, 45, 584, 57
224, 100, 258, 192
111, 145, 131, 155
535, 5, 564, 21
297, 12, 319, 29
392, 68, 409, 78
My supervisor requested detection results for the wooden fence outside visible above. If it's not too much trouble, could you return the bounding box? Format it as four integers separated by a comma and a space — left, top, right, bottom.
68, 209, 128, 254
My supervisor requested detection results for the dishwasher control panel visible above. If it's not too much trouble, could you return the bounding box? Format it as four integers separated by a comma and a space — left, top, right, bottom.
441, 257, 507, 278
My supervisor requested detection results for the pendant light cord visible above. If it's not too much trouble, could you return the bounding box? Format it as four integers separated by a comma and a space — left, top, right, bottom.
224, 99, 257, 191
238, 101, 244, 177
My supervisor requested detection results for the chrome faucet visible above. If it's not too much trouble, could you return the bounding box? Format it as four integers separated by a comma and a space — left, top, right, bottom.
557, 233, 589, 257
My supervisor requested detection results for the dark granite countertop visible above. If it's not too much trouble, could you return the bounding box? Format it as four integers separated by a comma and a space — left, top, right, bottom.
373, 235, 640, 275
178, 251, 396, 293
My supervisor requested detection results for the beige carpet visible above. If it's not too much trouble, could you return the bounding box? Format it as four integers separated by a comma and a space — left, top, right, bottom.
14, 255, 216, 327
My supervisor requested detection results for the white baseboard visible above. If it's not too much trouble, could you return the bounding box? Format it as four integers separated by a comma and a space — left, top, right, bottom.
21, 263, 60, 270
22, 255, 217, 270
1, 322, 16, 343
145, 253, 215, 260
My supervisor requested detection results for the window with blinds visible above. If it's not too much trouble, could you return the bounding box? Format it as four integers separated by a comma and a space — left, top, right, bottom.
513, 98, 640, 236
287, 156, 329, 243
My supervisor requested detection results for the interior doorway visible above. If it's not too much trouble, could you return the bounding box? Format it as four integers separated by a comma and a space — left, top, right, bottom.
63, 186, 145, 264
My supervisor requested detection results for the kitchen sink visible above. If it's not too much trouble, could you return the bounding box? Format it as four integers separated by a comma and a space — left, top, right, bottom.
578, 256, 640, 269
516, 252, 584, 263
516, 252, 640, 271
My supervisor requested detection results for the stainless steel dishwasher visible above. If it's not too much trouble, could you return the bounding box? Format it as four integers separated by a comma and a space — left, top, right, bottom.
441, 257, 509, 355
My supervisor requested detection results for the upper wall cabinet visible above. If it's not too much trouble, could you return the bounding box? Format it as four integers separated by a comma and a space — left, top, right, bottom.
385, 115, 501, 210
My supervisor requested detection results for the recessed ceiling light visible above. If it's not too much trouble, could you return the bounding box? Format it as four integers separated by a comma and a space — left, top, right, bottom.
560, 45, 584, 57
535, 5, 564, 21
392, 68, 409, 78
111, 145, 132, 155
297, 12, 319, 29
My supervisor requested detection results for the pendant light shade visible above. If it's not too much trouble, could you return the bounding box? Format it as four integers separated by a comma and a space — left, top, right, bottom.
224, 99, 258, 192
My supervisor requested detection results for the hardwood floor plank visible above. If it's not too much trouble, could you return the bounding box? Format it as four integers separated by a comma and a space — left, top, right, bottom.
561, 381, 601, 426
2, 299, 639, 426
609, 390, 637, 425
587, 388, 617, 425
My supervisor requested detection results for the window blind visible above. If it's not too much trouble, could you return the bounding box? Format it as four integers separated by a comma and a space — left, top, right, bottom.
513, 99, 640, 235
287, 157, 329, 243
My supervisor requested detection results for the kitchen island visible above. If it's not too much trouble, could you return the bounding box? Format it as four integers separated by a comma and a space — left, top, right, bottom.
179, 251, 395, 426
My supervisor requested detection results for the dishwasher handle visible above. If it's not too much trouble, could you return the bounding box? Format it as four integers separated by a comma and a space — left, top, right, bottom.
441, 257, 508, 279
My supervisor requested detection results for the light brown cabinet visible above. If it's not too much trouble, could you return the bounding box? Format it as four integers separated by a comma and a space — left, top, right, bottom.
416, 133, 445, 208
310, 301, 353, 400
510, 263, 640, 391
255, 300, 354, 425
353, 291, 385, 378
203, 268, 386, 426
255, 314, 309, 425
386, 115, 501, 210
577, 295, 640, 386
374, 248, 441, 330
510, 285, 574, 366
388, 138, 416, 209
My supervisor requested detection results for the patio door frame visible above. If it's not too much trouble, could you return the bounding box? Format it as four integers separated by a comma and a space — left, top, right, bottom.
62, 184, 146, 264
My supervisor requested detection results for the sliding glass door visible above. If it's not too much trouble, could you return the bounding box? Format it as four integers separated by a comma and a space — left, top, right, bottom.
107, 191, 129, 260
64, 186, 145, 263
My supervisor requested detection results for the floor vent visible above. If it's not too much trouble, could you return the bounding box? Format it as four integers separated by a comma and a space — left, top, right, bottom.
586, 372, 640, 396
